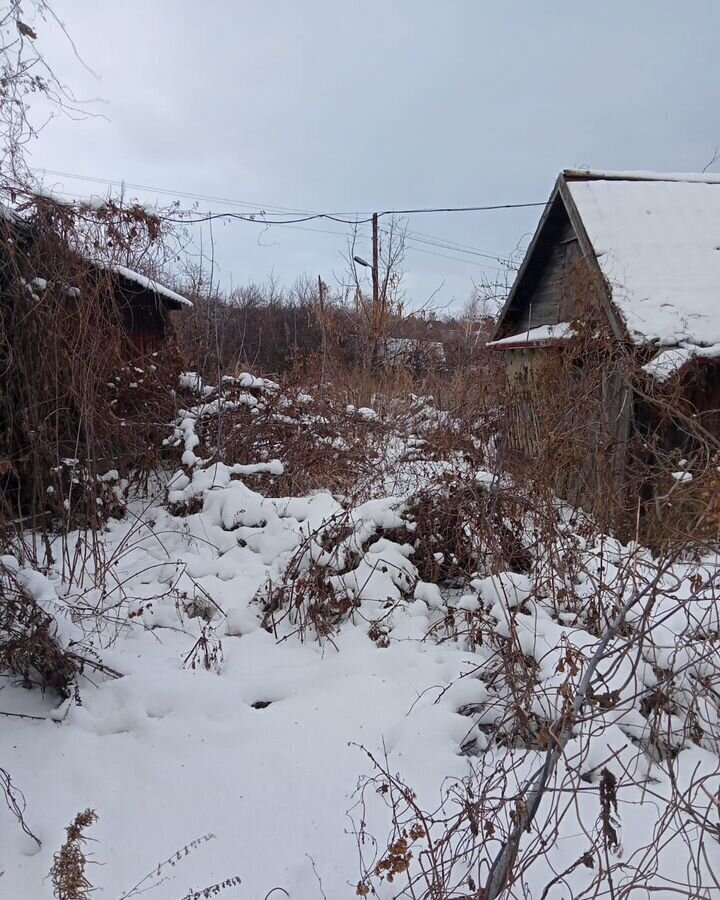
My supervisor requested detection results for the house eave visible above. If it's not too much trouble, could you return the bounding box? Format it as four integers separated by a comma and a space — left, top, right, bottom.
487, 338, 572, 351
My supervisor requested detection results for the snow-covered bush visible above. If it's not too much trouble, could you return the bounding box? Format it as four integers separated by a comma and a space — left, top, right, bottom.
351, 512, 720, 900
0, 558, 80, 699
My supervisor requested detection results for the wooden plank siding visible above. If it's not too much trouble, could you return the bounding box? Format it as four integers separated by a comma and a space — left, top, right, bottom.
514, 220, 578, 332
496, 193, 586, 339
503, 343, 632, 525
115, 285, 170, 357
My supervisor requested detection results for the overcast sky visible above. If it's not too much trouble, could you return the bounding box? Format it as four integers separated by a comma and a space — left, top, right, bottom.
29, 0, 720, 313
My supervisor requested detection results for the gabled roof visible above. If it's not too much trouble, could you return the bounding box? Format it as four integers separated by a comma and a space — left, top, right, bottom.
492, 169, 720, 350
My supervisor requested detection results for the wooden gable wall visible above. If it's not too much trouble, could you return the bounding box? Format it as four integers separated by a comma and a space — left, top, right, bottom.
496, 194, 583, 338
513, 217, 581, 331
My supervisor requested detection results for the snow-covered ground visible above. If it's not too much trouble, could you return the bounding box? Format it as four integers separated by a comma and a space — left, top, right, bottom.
2, 376, 719, 900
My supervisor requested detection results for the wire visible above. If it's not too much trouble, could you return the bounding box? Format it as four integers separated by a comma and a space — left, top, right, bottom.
45, 180, 511, 263
45, 190, 508, 269
30, 165, 546, 224
158, 203, 543, 226
31, 166, 325, 218
405, 244, 507, 271
30, 167, 529, 271
405, 227, 515, 261
402, 232, 513, 264
31, 166, 533, 269
384, 202, 544, 215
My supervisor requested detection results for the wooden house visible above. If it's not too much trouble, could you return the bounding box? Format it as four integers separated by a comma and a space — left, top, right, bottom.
488, 170, 720, 529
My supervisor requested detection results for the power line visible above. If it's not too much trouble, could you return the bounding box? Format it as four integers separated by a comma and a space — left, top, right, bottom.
30, 166, 528, 271
405, 227, 515, 261
158, 203, 543, 226
385, 202, 544, 215
44, 185, 362, 242
31, 166, 326, 218
30, 166, 546, 224
46, 188, 507, 269
402, 231, 513, 264
404, 243, 506, 271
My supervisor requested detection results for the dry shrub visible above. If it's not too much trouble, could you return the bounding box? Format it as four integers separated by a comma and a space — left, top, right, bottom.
50, 809, 98, 900
48, 816, 243, 900
352, 558, 720, 900
175, 370, 392, 498
115, 833, 241, 900
1, 764, 41, 849
0, 193, 184, 535
399, 476, 531, 584
262, 563, 357, 642
175, 276, 336, 375
182, 626, 224, 673
257, 495, 422, 645
0, 560, 79, 698
259, 512, 361, 642
351, 748, 523, 900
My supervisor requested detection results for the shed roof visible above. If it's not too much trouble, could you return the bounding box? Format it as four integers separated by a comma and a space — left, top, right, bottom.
94, 262, 192, 310
0, 200, 192, 311
564, 171, 720, 348
491, 170, 720, 358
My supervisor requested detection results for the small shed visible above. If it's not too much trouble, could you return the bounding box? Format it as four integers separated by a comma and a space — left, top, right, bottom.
488, 169, 720, 530
91, 262, 192, 355
0, 204, 192, 356
0, 203, 192, 520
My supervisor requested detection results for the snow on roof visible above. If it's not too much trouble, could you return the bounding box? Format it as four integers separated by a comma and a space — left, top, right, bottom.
101, 263, 192, 309
564, 168, 720, 185
565, 173, 720, 348
642, 343, 720, 381
487, 322, 575, 348
0, 200, 192, 309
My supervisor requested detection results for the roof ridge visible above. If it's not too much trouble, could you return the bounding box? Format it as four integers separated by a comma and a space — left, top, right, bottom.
563, 168, 720, 185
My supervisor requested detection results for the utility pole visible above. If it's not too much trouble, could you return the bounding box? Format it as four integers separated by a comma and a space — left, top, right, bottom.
371, 211, 379, 352
352, 215, 381, 368
317, 274, 327, 389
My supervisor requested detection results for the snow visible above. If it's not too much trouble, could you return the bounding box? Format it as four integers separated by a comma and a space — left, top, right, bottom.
0, 202, 23, 224
486, 322, 575, 347
672, 470, 693, 483
381, 337, 446, 367
642, 342, 720, 380
565, 168, 720, 184
179, 370, 215, 395
233, 372, 279, 392
3, 486, 719, 898
98, 262, 193, 309
566, 174, 720, 348
2, 374, 720, 899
